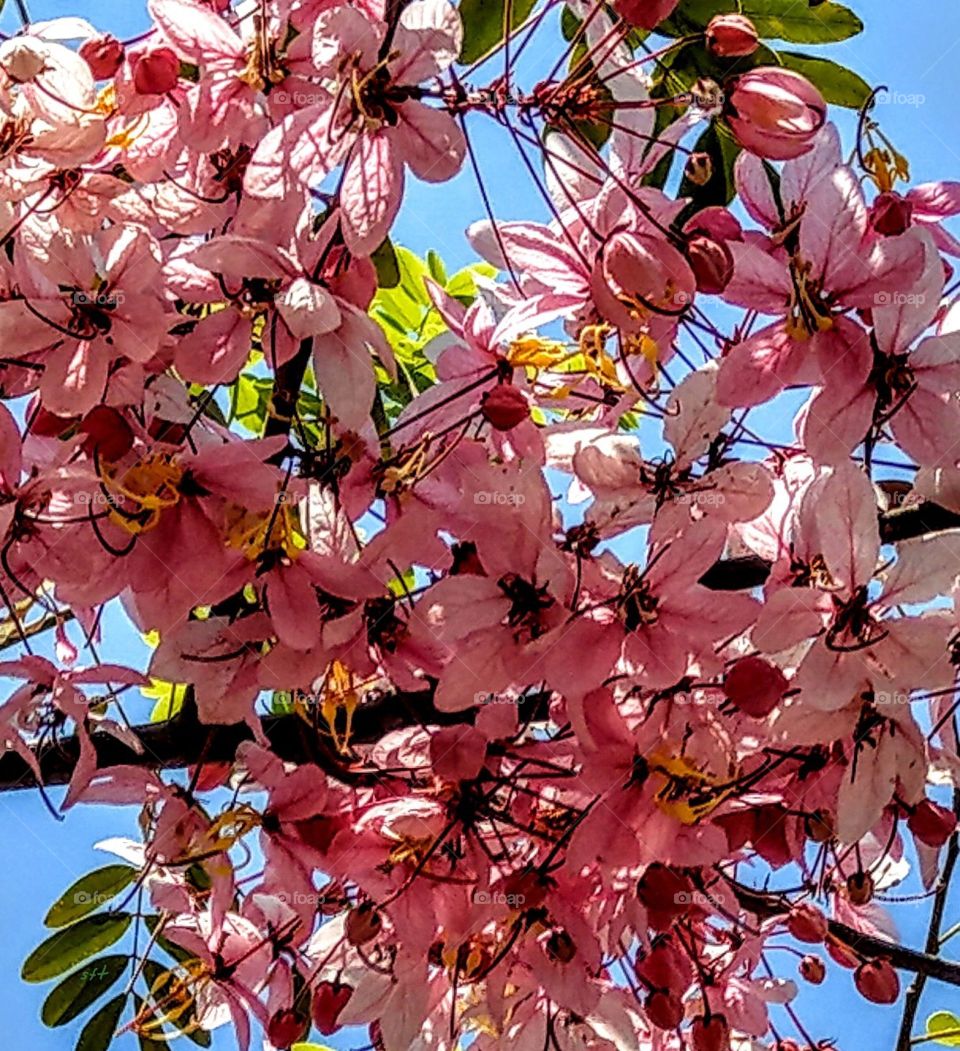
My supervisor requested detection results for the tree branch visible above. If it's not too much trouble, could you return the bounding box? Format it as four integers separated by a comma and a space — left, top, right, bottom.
729, 879, 960, 989
1, 497, 958, 791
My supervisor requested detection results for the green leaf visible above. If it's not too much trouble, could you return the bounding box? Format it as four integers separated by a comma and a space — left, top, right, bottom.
427, 249, 448, 286
663, 0, 862, 42
458, 0, 537, 65
44, 867, 137, 929
743, 0, 862, 43
776, 51, 870, 108
42, 955, 127, 1027
76, 994, 127, 1051
926, 1012, 960, 1046
371, 238, 400, 288
25, 914, 133, 983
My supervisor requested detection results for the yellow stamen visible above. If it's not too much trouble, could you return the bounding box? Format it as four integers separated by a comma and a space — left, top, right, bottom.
104, 454, 183, 535
648, 750, 735, 825
318, 660, 360, 754
223, 503, 305, 561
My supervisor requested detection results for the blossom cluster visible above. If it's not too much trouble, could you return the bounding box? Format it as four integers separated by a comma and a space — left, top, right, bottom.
2, 1, 960, 1049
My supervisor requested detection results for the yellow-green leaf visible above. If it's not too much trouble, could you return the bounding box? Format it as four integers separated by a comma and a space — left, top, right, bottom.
44, 866, 136, 929
927, 1012, 960, 1046
458, 0, 537, 65
24, 914, 132, 983
777, 51, 870, 109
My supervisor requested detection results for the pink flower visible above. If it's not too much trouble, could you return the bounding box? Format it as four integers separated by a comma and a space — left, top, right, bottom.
725, 68, 826, 160
244, 0, 465, 255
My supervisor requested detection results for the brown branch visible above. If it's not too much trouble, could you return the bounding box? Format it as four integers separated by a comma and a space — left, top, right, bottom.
0, 497, 958, 791
895, 787, 960, 1050
0, 688, 551, 792
729, 879, 960, 989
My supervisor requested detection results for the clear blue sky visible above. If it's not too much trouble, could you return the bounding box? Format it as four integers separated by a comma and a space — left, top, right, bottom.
2, 2, 960, 1049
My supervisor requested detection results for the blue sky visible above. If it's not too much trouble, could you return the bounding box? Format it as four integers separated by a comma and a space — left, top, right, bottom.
2, 1, 960, 1049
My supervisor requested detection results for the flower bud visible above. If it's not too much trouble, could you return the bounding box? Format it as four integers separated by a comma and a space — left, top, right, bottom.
687, 235, 734, 295
79, 34, 124, 79
725, 68, 826, 160
907, 798, 957, 848
481, 384, 529, 431
685, 152, 713, 186
786, 903, 828, 943
800, 954, 826, 984
132, 47, 180, 95
267, 1008, 305, 1048
637, 862, 692, 928
870, 191, 914, 237
706, 14, 759, 58
805, 808, 834, 843
545, 928, 577, 964
723, 655, 788, 717
345, 902, 381, 945
854, 959, 899, 1004
613, 0, 679, 31
691, 1014, 731, 1051
311, 979, 352, 1035
645, 989, 684, 1030
79, 405, 134, 463
847, 870, 874, 906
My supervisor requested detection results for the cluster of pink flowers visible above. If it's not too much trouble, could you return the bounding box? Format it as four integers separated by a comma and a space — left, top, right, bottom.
3, 1, 960, 1049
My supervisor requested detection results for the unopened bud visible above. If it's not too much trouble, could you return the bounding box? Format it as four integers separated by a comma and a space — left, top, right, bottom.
79, 34, 124, 79
132, 47, 180, 95
706, 14, 759, 58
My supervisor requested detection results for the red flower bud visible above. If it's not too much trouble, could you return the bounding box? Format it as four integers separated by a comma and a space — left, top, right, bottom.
79, 405, 134, 463
637, 862, 692, 928
481, 384, 529, 431
799, 954, 826, 984
691, 1014, 731, 1051
266, 1008, 305, 1049
907, 798, 957, 848
723, 655, 788, 717
786, 903, 828, 943
132, 47, 180, 95
345, 902, 381, 945
79, 34, 124, 80
311, 979, 352, 1035
725, 68, 826, 160
870, 191, 914, 237
645, 989, 684, 1030
706, 14, 759, 57
854, 959, 899, 1004
687, 235, 734, 295
612, 0, 679, 31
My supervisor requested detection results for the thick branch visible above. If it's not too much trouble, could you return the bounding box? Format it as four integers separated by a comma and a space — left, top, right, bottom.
730, 880, 960, 988
0, 688, 550, 792
1, 498, 959, 790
